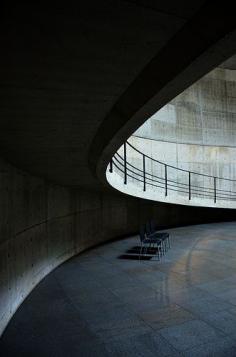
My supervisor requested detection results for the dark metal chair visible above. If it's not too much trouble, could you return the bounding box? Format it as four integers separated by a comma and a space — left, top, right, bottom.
139, 225, 161, 260
148, 220, 170, 253
145, 221, 164, 256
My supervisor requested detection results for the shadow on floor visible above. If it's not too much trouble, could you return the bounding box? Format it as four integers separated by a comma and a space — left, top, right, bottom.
118, 246, 159, 260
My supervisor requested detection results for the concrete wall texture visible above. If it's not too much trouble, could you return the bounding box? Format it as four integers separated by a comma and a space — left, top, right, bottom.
2, 3, 236, 341
129, 136, 236, 180
111, 67, 236, 206
134, 68, 236, 147
0, 156, 140, 336
133, 68, 236, 179
126, 135, 236, 204
1, 155, 236, 336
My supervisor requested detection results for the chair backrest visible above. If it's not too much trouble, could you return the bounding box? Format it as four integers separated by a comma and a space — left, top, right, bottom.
139, 225, 146, 242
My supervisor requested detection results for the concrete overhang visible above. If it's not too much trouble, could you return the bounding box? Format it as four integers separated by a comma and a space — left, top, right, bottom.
0, 2, 236, 190
90, 3, 236, 188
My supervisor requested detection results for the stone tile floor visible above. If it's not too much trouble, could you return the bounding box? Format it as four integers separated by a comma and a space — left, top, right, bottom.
1, 222, 236, 356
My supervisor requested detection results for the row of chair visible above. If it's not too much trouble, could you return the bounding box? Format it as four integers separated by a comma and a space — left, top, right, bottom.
139, 220, 170, 260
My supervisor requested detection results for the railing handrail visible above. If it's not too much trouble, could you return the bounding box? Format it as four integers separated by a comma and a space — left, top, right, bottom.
126, 140, 236, 182
111, 155, 236, 201
114, 152, 236, 194
108, 140, 236, 204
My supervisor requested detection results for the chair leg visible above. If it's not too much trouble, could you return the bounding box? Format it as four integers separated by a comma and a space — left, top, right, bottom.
161, 241, 164, 256
162, 240, 165, 254
157, 243, 161, 260
143, 244, 147, 256
139, 242, 143, 260
164, 239, 167, 252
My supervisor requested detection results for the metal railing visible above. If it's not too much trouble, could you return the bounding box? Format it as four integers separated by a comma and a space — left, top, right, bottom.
109, 141, 236, 203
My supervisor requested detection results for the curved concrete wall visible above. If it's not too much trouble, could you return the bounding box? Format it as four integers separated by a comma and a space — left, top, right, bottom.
0, 156, 141, 336
111, 67, 236, 206
107, 67, 236, 207
1, 155, 236, 336
130, 136, 236, 180
134, 67, 236, 147
127, 135, 236, 199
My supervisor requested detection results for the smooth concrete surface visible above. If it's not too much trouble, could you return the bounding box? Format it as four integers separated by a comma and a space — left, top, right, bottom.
1, 1, 236, 346
108, 66, 236, 208
107, 137, 236, 209
0, 155, 141, 336
220, 54, 236, 70
107, 164, 236, 209
129, 136, 236, 181
109, 136, 236, 208
0, 1, 191, 189
2, 222, 236, 356
91, 9, 236, 186
132, 67, 236, 182
0, 4, 235, 188
1, 153, 236, 337
134, 67, 236, 147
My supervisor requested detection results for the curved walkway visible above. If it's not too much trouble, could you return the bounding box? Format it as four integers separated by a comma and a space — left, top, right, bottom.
1, 222, 236, 356
107, 141, 236, 209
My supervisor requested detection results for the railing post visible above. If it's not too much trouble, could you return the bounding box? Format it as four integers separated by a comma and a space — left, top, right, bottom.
165, 164, 167, 196
214, 177, 216, 203
143, 154, 146, 191
109, 160, 113, 173
124, 142, 127, 185
189, 172, 191, 200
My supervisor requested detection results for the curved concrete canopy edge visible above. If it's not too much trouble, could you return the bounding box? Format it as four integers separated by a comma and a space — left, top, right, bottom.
89, 2, 236, 188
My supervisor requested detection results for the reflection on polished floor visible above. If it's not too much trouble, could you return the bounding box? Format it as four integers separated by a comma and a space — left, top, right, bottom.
2, 222, 236, 356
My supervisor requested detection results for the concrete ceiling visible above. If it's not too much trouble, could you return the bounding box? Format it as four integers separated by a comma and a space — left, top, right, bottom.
219, 54, 236, 70
0, 1, 236, 190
